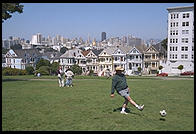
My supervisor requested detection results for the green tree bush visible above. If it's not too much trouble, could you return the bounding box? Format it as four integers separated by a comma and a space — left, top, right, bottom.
36, 58, 50, 70
70, 64, 82, 75
25, 66, 34, 75
35, 66, 50, 75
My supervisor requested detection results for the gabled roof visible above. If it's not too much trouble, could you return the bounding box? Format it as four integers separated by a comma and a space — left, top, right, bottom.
42, 51, 61, 60
81, 50, 90, 57
144, 45, 159, 53
92, 49, 103, 56
118, 45, 133, 54
13, 49, 41, 58
60, 48, 85, 58
135, 44, 148, 53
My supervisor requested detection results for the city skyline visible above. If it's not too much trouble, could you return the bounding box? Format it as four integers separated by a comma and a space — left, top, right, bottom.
2, 3, 194, 41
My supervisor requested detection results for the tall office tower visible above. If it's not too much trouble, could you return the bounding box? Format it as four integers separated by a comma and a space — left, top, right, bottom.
166, 5, 194, 73
31, 34, 38, 45
37, 33, 42, 44
101, 32, 106, 41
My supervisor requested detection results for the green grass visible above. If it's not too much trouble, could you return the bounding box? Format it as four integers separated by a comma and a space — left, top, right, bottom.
2, 76, 194, 131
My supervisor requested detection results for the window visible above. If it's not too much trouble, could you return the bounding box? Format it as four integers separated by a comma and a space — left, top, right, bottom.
173, 14, 175, 19
176, 14, 179, 18
173, 30, 175, 35
176, 22, 178, 27
183, 13, 189, 18
175, 54, 177, 59
170, 54, 172, 59
170, 39, 172, 43
182, 30, 189, 34
171, 14, 173, 19
181, 46, 184, 51
181, 46, 188, 51
185, 55, 188, 59
192, 54, 194, 59
182, 22, 189, 26
170, 31, 172, 35
176, 39, 178, 43
173, 22, 175, 27
175, 46, 178, 51
185, 46, 188, 51
173, 39, 175, 43
115, 57, 117, 61
181, 54, 184, 59
182, 38, 188, 43
176, 30, 178, 35
170, 23, 172, 27
170, 47, 172, 51
192, 46, 194, 51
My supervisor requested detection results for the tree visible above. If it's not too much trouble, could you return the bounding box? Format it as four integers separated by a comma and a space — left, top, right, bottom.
178, 65, 183, 74
137, 66, 142, 75
36, 58, 50, 70
25, 66, 34, 75
70, 64, 82, 75
2, 3, 24, 23
60, 47, 68, 54
51, 62, 59, 75
160, 38, 167, 51
35, 66, 50, 75
159, 65, 163, 73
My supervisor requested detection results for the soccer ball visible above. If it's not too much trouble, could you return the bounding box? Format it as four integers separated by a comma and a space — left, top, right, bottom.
160, 110, 167, 117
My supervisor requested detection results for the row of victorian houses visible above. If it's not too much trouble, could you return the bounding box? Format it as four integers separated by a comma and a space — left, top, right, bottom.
3, 43, 167, 76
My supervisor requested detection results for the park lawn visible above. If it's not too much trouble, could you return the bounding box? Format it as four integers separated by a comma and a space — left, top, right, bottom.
2, 76, 194, 131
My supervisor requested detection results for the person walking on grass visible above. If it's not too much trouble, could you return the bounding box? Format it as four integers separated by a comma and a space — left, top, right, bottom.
57, 66, 64, 87
65, 68, 74, 87
110, 66, 144, 114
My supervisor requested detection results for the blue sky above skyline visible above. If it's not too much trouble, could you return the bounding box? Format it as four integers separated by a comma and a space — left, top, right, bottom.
2, 3, 194, 41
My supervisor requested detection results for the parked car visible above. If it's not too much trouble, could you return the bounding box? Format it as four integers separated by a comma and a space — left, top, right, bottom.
180, 71, 194, 76
157, 73, 168, 77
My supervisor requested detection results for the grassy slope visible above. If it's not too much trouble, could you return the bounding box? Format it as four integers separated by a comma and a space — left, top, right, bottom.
2, 77, 194, 131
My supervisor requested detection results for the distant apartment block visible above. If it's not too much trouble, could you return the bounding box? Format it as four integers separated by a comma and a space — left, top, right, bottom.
163, 5, 194, 75
101, 32, 106, 41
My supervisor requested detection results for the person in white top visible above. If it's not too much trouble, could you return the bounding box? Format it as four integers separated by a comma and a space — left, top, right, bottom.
57, 66, 64, 87
65, 68, 74, 87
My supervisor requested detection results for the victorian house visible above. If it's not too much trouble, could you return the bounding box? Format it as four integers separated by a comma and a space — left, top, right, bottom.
60, 48, 86, 72
126, 45, 147, 75
81, 49, 103, 74
5, 49, 41, 70
143, 45, 160, 74
98, 46, 117, 76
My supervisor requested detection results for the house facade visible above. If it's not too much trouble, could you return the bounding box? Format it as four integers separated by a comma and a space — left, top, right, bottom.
143, 45, 160, 74
5, 49, 41, 70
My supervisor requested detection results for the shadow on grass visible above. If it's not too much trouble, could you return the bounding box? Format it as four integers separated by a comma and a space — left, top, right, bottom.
113, 107, 142, 116
2, 79, 29, 82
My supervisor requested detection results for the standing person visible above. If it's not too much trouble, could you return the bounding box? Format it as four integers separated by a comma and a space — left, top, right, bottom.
57, 66, 64, 87
65, 68, 74, 87
111, 66, 144, 114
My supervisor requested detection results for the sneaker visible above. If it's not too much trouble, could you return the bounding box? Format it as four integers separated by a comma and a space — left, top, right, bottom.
120, 111, 128, 114
137, 105, 144, 111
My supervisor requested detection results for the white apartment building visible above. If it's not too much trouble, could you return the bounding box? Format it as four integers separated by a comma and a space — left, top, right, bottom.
162, 5, 194, 75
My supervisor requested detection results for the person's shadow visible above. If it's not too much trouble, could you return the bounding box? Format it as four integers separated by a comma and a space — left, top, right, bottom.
113, 107, 142, 116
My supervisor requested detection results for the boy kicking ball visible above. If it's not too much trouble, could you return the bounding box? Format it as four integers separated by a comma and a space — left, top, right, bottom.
110, 66, 144, 114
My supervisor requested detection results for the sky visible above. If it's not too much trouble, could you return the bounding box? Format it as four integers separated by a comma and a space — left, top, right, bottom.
2, 3, 194, 41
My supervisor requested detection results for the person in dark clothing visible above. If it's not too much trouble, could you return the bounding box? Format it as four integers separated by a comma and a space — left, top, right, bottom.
111, 66, 144, 114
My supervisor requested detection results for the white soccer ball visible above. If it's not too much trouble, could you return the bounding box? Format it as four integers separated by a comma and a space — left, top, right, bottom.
160, 110, 167, 117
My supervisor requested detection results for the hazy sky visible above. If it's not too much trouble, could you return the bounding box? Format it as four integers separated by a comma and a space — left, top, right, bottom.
2, 3, 194, 41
